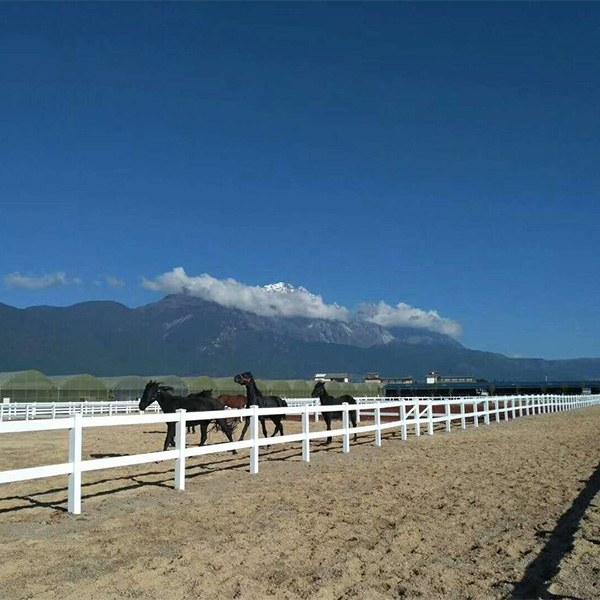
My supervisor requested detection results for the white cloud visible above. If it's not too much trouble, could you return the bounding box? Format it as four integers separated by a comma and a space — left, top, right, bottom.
141, 267, 350, 321
4, 271, 83, 290
357, 301, 462, 337
106, 276, 125, 288
141, 267, 463, 336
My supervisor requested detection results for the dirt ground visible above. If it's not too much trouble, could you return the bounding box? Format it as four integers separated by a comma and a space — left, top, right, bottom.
1, 407, 600, 600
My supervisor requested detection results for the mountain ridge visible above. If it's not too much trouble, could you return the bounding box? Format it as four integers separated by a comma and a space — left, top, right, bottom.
0, 294, 598, 380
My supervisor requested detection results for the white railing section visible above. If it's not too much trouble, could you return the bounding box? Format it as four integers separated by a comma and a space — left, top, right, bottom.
1, 394, 599, 514
0, 396, 491, 422
0, 400, 162, 422
0, 397, 385, 422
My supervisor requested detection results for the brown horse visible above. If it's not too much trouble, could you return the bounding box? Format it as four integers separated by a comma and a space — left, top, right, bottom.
218, 395, 247, 421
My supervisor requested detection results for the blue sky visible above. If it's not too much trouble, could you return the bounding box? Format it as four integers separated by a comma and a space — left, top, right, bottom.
1, 3, 599, 359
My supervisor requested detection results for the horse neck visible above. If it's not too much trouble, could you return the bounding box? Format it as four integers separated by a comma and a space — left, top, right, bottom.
155, 390, 175, 413
318, 388, 333, 403
245, 381, 261, 405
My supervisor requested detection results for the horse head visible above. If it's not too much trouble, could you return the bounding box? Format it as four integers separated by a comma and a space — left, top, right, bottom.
139, 380, 174, 410
234, 372, 254, 386
139, 380, 161, 411
311, 380, 326, 398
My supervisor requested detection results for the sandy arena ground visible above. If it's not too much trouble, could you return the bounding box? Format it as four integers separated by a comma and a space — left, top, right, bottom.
1, 407, 600, 600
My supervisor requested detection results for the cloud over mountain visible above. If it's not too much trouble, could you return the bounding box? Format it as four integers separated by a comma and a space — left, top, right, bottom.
4, 271, 83, 290
142, 267, 350, 321
357, 301, 462, 337
142, 267, 462, 336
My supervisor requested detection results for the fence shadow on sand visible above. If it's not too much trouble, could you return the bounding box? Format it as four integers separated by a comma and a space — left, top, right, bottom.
0, 433, 392, 515
509, 459, 600, 600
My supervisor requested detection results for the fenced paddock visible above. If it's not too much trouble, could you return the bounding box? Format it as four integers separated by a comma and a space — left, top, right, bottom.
1, 394, 598, 514
2, 399, 600, 600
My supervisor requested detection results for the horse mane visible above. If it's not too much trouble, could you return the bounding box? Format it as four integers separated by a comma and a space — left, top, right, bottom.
159, 384, 174, 393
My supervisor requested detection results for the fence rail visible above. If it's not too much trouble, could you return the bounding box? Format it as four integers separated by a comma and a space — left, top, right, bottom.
0, 395, 543, 422
1, 394, 599, 514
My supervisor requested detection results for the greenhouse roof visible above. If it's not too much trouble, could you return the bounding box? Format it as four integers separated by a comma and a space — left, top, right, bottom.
51, 374, 107, 390
0, 370, 57, 389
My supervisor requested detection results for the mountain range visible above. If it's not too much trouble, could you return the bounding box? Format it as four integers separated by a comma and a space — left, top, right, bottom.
1, 289, 599, 381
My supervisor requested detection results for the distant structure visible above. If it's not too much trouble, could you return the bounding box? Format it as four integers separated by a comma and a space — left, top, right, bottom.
365, 373, 414, 385
426, 371, 476, 385
314, 373, 349, 383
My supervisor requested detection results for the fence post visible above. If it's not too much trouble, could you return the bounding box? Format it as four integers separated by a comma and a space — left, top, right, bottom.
494, 398, 499, 423
375, 403, 382, 447
356, 401, 361, 424
174, 409, 186, 491
51, 403, 56, 420
314, 399, 319, 423
342, 402, 350, 453
68, 413, 83, 514
427, 400, 434, 435
484, 399, 490, 425
445, 399, 451, 432
460, 400, 466, 430
250, 404, 259, 475
302, 405, 310, 462
400, 400, 407, 441
474, 400, 479, 427
414, 399, 421, 436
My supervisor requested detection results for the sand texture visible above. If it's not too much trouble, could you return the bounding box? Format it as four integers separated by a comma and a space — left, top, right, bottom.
1, 407, 600, 599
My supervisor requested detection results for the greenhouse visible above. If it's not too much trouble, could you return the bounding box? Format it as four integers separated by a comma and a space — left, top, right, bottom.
51, 375, 108, 402
149, 376, 188, 397
212, 377, 242, 397
0, 370, 58, 403
184, 376, 216, 395
289, 380, 314, 398
101, 376, 149, 402
266, 380, 291, 398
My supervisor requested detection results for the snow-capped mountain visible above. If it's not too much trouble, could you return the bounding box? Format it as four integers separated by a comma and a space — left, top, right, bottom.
2, 293, 599, 380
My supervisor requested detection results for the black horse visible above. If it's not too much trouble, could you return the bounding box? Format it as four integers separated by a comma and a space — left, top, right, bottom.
234, 372, 288, 441
311, 380, 358, 445
139, 381, 236, 452
186, 389, 213, 433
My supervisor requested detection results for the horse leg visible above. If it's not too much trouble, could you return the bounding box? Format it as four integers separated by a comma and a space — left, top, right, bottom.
238, 416, 250, 441
325, 415, 332, 445
199, 422, 208, 446
260, 417, 269, 438
217, 418, 238, 454
164, 423, 175, 451
271, 416, 284, 437
260, 417, 272, 448
350, 410, 358, 441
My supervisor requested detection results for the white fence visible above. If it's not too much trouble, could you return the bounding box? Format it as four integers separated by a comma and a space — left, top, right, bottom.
1, 394, 598, 514
0, 396, 491, 422
0, 399, 162, 421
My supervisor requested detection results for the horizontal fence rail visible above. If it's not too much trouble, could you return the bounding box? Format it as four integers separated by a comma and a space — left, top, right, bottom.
1, 395, 564, 422
1, 394, 599, 514
0, 399, 162, 422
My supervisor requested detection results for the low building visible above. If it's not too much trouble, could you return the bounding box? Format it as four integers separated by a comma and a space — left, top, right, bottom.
314, 373, 349, 383
366, 373, 414, 385
384, 379, 600, 398
426, 371, 476, 385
